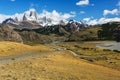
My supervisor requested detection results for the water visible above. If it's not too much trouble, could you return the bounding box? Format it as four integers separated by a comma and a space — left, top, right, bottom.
96, 41, 120, 51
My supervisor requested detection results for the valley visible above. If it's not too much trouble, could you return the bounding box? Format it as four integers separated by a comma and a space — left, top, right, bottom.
0, 4, 120, 80
0, 20, 119, 80
0, 41, 120, 80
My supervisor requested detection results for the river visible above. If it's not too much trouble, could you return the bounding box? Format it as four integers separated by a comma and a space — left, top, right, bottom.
96, 41, 120, 51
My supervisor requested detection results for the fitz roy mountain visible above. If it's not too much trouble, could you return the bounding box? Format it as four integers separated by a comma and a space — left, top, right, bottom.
2, 9, 87, 30
2, 9, 62, 27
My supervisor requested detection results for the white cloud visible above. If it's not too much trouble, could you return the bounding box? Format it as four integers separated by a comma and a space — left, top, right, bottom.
103, 9, 119, 16
80, 11, 86, 14
70, 11, 76, 15
38, 10, 75, 25
0, 14, 11, 23
87, 19, 97, 25
0, 12, 24, 23
85, 17, 120, 25
83, 17, 91, 22
76, 0, 89, 6
0, 9, 75, 25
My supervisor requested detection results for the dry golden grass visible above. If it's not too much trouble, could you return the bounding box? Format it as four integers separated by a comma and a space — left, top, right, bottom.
47, 42, 120, 71
0, 41, 120, 80
0, 50, 120, 80
0, 41, 54, 57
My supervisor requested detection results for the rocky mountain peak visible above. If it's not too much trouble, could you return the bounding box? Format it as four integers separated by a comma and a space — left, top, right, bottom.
29, 9, 37, 20
23, 9, 38, 21
67, 19, 87, 31
2, 18, 16, 24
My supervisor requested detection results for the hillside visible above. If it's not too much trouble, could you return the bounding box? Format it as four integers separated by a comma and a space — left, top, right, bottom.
14, 24, 100, 43
0, 41, 53, 57
0, 21, 120, 44
98, 22, 120, 41
0, 1, 120, 80
67, 27, 101, 41
0, 25, 23, 43
50, 41, 120, 71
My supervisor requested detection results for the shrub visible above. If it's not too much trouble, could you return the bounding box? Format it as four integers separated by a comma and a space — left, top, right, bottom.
11, 58, 15, 60
113, 50, 120, 53
103, 49, 111, 51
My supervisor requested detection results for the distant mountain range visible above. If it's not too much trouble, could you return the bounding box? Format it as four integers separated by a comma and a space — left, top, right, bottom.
2, 9, 65, 26
1, 9, 119, 43
0, 21, 119, 44
2, 9, 87, 30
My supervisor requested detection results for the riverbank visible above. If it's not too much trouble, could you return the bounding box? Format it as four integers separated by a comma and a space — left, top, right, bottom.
46, 41, 120, 71
96, 41, 120, 51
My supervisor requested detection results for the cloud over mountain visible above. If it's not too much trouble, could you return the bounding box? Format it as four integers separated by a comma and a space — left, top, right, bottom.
0, 9, 75, 26
38, 10, 74, 25
84, 17, 120, 25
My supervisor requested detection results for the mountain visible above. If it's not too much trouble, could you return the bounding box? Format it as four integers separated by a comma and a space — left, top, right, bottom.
66, 20, 87, 32
2, 9, 65, 27
23, 9, 38, 21
2, 8, 88, 29
2, 18, 16, 24
2, 12, 87, 30
98, 22, 120, 42
0, 20, 119, 44
0, 24, 23, 42
6, 21, 42, 29
2, 9, 43, 29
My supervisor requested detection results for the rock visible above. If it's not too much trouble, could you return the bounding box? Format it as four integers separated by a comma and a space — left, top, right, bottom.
0, 24, 23, 43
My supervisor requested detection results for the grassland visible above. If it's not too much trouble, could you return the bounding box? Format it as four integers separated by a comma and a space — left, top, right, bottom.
0, 50, 120, 80
0, 41, 120, 80
47, 42, 120, 71
0, 41, 54, 57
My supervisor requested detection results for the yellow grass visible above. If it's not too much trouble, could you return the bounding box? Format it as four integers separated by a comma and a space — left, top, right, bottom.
0, 41, 120, 80
0, 50, 120, 80
47, 42, 120, 71
0, 41, 54, 57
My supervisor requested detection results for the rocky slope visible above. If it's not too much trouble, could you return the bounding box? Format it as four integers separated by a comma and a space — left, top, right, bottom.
0, 24, 23, 43
0, 21, 119, 44
98, 22, 120, 41
7, 21, 42, 29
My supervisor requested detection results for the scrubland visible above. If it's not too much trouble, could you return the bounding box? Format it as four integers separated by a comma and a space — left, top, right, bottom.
0, 41, 120, 80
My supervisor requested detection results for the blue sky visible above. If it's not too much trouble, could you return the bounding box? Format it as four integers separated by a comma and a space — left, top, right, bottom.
0, 0, 120, 25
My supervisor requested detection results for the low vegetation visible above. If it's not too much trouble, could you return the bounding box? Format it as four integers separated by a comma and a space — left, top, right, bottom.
47, 42, 120, 71
0, 41, 54, 57
0, 51, 120, 80
98, 22, 120, 42
0, 22, 120, 79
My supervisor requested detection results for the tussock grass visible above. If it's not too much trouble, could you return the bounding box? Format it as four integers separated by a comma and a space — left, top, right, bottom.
47, 42, 120, 71
0, 51, 120, 80
0, 41, 54, 57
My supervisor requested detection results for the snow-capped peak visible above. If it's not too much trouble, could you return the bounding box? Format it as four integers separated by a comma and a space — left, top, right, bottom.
2, 9, 74, 26
23, 9, 38, 21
